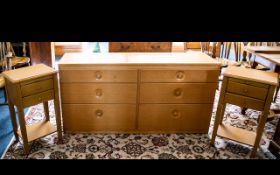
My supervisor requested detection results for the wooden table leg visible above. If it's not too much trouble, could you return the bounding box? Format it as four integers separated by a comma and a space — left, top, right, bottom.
43, 101, 50, 121
7, 102, 19, 141
17, 107, 29, 155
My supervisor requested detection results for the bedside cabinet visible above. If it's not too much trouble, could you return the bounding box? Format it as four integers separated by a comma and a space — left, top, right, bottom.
2, 64, 62, 154
210, 66, 278, 157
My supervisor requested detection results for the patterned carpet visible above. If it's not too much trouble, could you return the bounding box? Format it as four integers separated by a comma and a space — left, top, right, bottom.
2, 88, 280, 159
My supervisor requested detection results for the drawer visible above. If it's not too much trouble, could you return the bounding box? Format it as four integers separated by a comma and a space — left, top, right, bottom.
228, 78, 269, 88
59, 70, 137, 83
138, 104, 213, 133
22, 89, 54, 107
109, 42, 138, 52
227, 80, 268, 100
62, 104, 136, 132
21, 78, 54, 97
140, 83, 217, 103
224, 93, 265, 111
141, 70, 220, 82
145, 42, 172, 52
61, 83, 137, 104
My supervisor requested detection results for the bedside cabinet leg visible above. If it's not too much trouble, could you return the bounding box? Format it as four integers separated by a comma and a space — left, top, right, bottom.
54, 75, 63, 141
8, 102, 19, 141
18, 108, 29, 154
211, 104, 225, 145
43, 101, 50, 121
251, 113, 268, 158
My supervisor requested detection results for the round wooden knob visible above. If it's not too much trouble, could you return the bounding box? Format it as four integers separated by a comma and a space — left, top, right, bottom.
176, 71, 184, 80
95, 71, 102, 80
172, 110, 181, 119
96, 110, 103, 117
174, 88, 182, 96
95, 89, 103, 97
38, 97, 42, 101
243, 89, 248, 93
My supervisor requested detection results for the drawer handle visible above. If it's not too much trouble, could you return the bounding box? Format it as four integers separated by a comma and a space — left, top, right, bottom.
174, 88, 182, 97
95, 89, 103, 97
171, 110, 181, 119
120, 44, 130, 50
96, 110, 103, 118
95, 71, 102, 80
243, 89, 248, 93
176, 71, 185, 80
151, 45, 160, 49
38, 97, 42, 101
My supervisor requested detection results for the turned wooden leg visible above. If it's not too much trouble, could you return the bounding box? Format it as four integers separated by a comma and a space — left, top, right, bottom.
17, 107, 29, 155
43, 101, 50, 121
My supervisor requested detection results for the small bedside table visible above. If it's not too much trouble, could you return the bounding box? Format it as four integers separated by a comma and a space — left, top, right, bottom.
210, 66, 279, 157
2, 64, 62, 154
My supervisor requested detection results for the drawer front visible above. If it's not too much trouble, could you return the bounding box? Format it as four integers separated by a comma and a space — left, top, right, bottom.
62, 104, 136, 132
61, 83, 137, 104
109, 42, 138, 52
227, 80, 268, 100
22, 89, 54, 107
228, 78, 269, 88
21, 78, 54, 97
138, 104, 213, 133
145, 42, 172, 52
141, 70, 219, 82
140, 83, 217, 103
60, 70, 137, 83
224, 93, 265, 111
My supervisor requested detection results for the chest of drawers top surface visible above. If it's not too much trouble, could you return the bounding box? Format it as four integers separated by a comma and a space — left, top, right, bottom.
58, 52, 221, 68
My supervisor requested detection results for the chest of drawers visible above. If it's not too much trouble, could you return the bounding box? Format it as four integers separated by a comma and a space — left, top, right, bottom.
59, 52, 220, 133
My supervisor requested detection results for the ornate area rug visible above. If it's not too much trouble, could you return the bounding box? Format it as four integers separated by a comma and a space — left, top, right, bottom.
3, 88, 280, 159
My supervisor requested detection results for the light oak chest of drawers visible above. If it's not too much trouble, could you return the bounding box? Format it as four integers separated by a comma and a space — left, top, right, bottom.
58, 52, 220, 133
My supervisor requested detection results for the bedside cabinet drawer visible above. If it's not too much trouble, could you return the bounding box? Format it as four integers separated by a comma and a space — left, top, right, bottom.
21, 78, 54, 97
141, 70, 219, 82
227, 80, 268, 100
224, 93, 265, 111
22, 89, 54, 107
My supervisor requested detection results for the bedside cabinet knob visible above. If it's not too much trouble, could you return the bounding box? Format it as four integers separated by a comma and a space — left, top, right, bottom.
96, 110, 103, 117
174, 88, 182, 97
95, 71, 102, 80
171, 110, 181, 119
176, 71, 185, 80
243, 89, 248, 93
38, 97, 42, 101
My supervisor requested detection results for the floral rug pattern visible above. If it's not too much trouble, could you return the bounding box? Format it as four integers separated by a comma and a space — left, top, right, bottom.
3, 88, 280, 159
